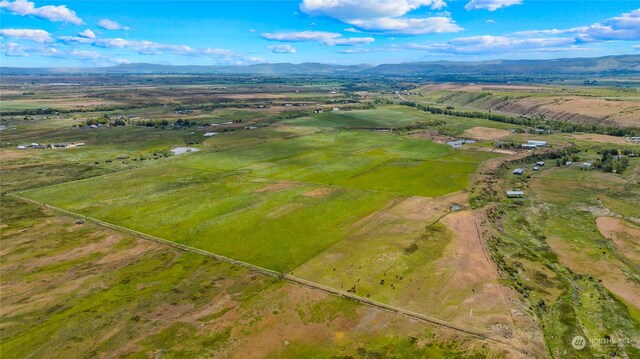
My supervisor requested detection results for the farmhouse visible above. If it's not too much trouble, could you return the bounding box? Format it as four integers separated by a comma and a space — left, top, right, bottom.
513, 168, 524, 175
506, 190, 524, 198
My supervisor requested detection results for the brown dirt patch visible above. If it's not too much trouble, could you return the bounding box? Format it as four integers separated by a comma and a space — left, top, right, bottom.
254, 181, 298, 193
462, 127, 513, 141
548, 236, 640, 313
409, 130, 453, 143
434, 212, 514, 330
303, 187, 335, 198
0, 150, 27, 161
596, 217, 640, 267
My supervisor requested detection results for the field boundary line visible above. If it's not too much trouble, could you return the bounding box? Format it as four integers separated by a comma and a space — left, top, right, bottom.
8, 193, 507, 344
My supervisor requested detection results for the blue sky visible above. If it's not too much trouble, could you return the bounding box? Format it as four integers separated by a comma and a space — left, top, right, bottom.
1, 0, 639, 66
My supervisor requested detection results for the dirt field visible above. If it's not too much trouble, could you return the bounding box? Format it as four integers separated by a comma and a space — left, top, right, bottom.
596, 217, 640, 267
462, 127, 513, 141
547, 236, 640, 315
291, 192, 545, 355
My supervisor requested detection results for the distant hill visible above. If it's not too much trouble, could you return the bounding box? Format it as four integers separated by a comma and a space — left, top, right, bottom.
0, 62, 372, 75
2, 55, 638, 76
363, 55, 640, 75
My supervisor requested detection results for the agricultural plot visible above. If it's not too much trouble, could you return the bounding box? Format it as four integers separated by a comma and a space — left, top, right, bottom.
20, 130, 500, 273
1, 198, 509, 359
284, 105, 520, 135
292, 194, 529, 336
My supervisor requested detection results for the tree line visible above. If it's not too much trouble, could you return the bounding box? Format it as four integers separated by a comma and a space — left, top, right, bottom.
399, 101, 640, 137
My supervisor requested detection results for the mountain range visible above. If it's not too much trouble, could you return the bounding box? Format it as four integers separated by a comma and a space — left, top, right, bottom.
2, 55, 638, 76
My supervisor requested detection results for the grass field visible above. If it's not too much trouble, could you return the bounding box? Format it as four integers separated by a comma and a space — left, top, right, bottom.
284, 105, 520, 135
20, 129, 499, 272
1, 197, 508, 358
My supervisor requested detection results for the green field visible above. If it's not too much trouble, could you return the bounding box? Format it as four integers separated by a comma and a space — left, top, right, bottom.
20, 130, 498, 272
283, 106, 520, 135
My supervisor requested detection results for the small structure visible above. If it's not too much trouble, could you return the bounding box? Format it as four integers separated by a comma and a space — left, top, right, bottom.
581, 162, 593, 169
506, 190, 524, 198
513, 168, 524, 175
536, 161, 545, 166
75, 219, 85, 225
533, 166, 540, 171
447, 139, 477, 148
203, 132, 218, 137
522, 144, 537, 149
565, 161, 573, 166
52, 143, 69, 148
527, 140, 547, 147
17, 145, 26, 150
626, 137, 640, 144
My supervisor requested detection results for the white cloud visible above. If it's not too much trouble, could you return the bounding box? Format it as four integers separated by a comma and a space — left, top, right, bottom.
344, 27, 360, 33
98, 18, 130, 31
329, 37, 375, 45
0, 42, 102, 60
70, 49, 104, 60
78, 29, 96, 39
348, 16, 462, 35
261, 31, 339, 43
260, 30, 374, 46
0, 0, 82, 24
633, 45, 640, 51
513, 8, 640, 42
300, 0, 446, 20
384, 9, 640, 56
0, 28, 52, 42
57, 34, 253, 63
299, 0, 461, 35
486, 19, 496, 24
0, 41, 29, 56
399, 35, 576, 55
267, 44, 297, 53
465, 0, 522, 11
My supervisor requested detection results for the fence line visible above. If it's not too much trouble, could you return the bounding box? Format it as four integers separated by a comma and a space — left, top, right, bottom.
10, 193, 516, 345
